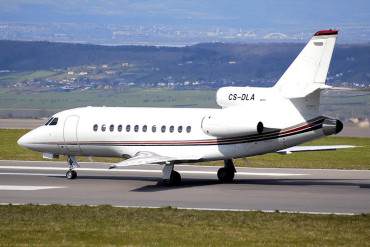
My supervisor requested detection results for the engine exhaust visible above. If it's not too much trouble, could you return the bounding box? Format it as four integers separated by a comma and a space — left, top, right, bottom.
322, 118, 343, 136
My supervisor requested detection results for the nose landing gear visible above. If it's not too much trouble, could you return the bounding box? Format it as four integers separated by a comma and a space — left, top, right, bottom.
66, 156, 79, 179
66, 169, 77, 179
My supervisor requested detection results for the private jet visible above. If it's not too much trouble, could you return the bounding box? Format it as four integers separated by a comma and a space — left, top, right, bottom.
18, 29, 354, 185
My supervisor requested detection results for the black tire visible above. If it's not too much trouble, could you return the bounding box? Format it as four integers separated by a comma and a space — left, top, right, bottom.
217, 167, 235, 183
66, 170, 77, 179
169, 170, 181, 185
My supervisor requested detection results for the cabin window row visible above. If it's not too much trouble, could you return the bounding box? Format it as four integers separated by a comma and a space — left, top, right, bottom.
93, 124, 191, 133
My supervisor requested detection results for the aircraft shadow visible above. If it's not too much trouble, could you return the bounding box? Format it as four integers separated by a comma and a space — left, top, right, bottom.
132, 179, 220, 192
50, 175, 370, 191
134, 178, 370, 192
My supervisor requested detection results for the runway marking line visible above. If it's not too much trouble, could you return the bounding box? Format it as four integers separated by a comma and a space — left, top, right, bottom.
0, 166, 308, 177
0, 185, 65, 191
1, 160, 370, 173
0, 172, 63, 177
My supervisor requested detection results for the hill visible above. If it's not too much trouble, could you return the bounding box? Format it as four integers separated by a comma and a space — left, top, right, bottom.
0, 40, 370, 87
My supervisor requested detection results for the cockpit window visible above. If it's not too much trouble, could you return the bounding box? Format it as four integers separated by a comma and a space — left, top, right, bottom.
49, 118, 58, 126
45, 118, 53, 126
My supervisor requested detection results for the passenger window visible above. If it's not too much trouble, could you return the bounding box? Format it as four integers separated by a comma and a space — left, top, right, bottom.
134, 125, 139, 132
161, 125, 166, 133
93, 124, 98, 131
152, 125, 157, 132
186, 126, 191, 133
110, 124, 114, 132
178, 126, 183, 133
169, 126, 174, 133
49, 118, 58, 126
126, 125, 131, 132
45, 118, 53, 126
118, 125, 122, 132
142, 125, 147, 132
101, 124, 106, 132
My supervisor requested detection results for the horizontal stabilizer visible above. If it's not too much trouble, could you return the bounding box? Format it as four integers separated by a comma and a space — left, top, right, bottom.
277, 145, 356, 155
323, 86, 367, 91
285, 83, 332, 98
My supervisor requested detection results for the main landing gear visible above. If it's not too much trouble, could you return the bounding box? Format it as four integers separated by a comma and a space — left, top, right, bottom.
161, 160, 236, 185
162, 162, 181, 186
66, 156, 79, 179
217, 159, 236, 183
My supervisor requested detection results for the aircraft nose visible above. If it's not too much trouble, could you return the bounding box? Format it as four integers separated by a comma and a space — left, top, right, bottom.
17, 131, 32, 148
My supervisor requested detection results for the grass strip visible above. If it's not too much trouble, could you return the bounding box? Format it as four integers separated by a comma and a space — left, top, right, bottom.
0, 204, 369, 247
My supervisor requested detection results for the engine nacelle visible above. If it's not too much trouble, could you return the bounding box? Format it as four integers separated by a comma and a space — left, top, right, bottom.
201, 111, 264, 137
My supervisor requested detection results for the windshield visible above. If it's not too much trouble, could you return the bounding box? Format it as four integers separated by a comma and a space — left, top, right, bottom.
44, 117, 58, 126
45, 118, 54, 125
49, 118, 58, 126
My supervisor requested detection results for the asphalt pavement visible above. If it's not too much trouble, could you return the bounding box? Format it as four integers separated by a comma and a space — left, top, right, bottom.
0, 160, 369, 214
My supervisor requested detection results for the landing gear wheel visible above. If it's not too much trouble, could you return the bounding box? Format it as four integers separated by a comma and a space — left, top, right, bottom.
66, 170, 77, 179
217, 167, 234, 183
164, 171, 181, 186
170, 171, 181, 185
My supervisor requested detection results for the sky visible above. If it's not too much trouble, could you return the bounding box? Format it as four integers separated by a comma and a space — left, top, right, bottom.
0, 0, 370, 44
0, 0, 369, 28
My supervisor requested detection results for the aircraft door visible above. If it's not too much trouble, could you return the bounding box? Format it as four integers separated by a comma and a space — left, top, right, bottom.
62, 115, 81, 155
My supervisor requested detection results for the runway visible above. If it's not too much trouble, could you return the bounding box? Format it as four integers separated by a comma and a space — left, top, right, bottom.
0, 160, 370, 214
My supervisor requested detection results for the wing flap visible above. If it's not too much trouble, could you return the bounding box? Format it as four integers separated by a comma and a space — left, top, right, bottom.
277, 145, 356, 154
109, 151, 177, 169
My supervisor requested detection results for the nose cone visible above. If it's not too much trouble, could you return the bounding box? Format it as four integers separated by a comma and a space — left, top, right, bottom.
17, 131, 32, 149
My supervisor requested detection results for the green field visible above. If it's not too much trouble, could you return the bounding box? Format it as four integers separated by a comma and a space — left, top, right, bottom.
0, 205, 369, 246
0, 88, 217, 110
0, 88, 369, 119
2, 129, 370, 169
0, 70, 59, 85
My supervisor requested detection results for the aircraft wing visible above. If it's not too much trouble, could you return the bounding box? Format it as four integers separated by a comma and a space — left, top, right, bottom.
109, 151, 178, 169
277, 145, 356, 154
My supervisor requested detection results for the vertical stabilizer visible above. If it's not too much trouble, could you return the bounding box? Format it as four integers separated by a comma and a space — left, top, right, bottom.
274, 30, 338, 98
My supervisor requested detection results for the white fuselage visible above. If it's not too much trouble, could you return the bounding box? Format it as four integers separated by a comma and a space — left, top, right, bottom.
17, 89, 334, 163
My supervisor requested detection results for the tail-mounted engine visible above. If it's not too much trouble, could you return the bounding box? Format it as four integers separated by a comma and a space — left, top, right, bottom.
201, 111, 264, 137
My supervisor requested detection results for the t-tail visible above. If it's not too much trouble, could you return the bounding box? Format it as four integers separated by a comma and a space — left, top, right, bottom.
214, 30, 343, 135
274, 29, 338, 99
